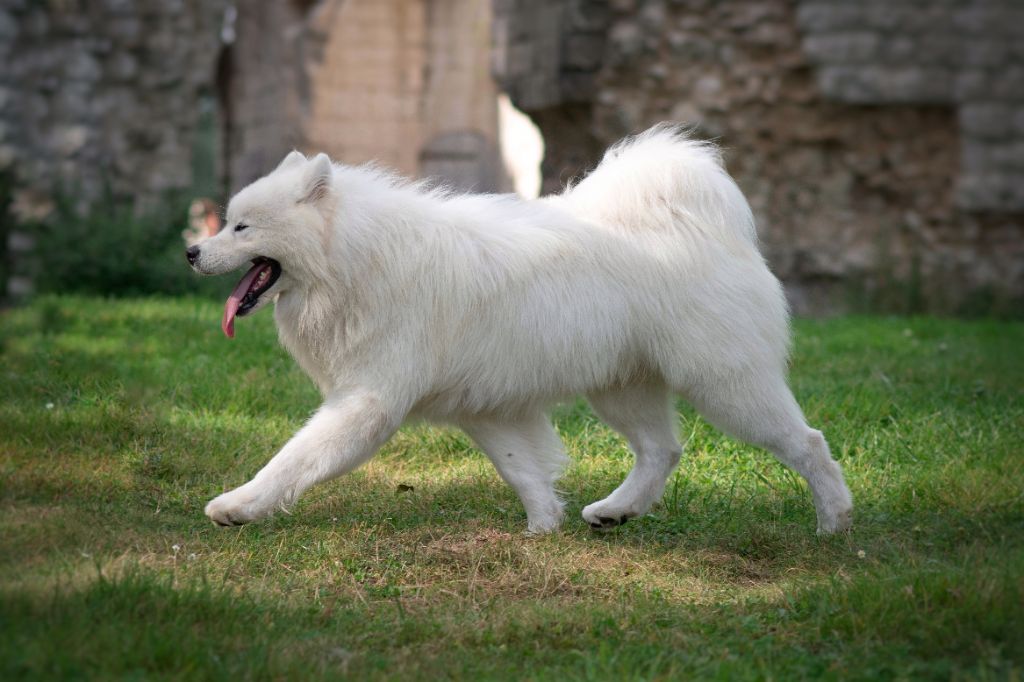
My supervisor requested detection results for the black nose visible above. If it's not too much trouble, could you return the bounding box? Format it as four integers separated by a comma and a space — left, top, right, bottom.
186, 245, 200, 265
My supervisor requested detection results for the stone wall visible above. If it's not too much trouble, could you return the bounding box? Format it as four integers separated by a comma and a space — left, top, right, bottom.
221, 0, 311, 191
0, 0, 507, 214
493, 0, 1024, 314
0, 0, 227, 212
229, 0, 507, 193
0, 0, 510, 296
3, 0, 1020, 312
0, 0, 229, 295
796, 0, 1024, 212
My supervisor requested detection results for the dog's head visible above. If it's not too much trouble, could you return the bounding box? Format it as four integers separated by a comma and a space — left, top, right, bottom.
186, 151, 334, 337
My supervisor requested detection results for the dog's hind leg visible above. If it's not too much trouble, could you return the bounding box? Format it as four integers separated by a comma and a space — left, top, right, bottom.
684, 369, 853, 534
582, 381, 682, 529
461, 412, 570, 535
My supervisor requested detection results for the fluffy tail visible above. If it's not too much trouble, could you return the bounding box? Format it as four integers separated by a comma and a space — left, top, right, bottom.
559, 123, 756, 245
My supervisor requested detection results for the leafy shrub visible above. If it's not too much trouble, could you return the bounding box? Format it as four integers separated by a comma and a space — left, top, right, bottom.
26, 193, 231, 298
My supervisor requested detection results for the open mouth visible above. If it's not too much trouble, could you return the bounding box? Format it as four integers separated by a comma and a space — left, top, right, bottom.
221, 257, 281, 338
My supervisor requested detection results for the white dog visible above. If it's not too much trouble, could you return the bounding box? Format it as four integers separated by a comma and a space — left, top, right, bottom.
187, 125, 853, 535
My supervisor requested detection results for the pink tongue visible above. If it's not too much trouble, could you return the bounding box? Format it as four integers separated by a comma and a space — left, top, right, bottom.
222, 262, 269, 338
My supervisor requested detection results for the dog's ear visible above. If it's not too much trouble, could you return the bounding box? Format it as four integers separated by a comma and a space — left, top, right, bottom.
300, 153, 332, 204
276, 150, 307, 172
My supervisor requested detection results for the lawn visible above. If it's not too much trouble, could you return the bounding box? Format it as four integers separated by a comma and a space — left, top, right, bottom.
1, 296, 1021, 680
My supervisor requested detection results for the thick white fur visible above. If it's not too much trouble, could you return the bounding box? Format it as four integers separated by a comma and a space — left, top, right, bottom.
191, 125, 853, 535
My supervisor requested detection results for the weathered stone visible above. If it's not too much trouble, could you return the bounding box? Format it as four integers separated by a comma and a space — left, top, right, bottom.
564, 33, 605, 69
494, 0, 1024, 313
64, 52, 102, 82
960, 104, 1016, 139
990, 68, 1024, 101
0, 0, 229, 226
802, 32, 879, 65
962, 40, 1010, 68
954, 69, 992, 102
53, 125, 90, 156
608, 21, 643, 60
638, 1, 667, 31
795, 4, 867, 33
0, 10, 17, 41
105, 52, 138, 81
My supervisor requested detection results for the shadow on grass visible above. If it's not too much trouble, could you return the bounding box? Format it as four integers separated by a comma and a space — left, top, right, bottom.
4, 385, 1019, 585
1, 550, 1020, 680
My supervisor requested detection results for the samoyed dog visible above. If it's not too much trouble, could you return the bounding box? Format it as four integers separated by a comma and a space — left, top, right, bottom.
187, 125, 852, 535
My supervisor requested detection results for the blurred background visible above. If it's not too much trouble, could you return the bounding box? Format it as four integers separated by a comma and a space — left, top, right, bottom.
0, 0, 1021, 315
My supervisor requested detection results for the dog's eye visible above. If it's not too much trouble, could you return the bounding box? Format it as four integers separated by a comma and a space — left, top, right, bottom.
235, 223, 250, 232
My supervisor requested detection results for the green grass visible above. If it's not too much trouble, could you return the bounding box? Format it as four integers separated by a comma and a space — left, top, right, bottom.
1, 296, 1022, 680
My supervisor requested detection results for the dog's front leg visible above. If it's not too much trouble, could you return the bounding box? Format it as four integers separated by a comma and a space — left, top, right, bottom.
205, 391, 401, 526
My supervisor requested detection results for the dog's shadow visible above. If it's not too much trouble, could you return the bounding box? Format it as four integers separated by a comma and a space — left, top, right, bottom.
284, 465, 1012, 586
282, 473, 845, 575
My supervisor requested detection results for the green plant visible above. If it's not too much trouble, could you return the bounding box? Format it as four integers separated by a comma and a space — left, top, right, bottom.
26, 192, 231, 298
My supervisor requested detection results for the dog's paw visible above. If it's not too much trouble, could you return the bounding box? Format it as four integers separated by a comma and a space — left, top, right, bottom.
816, 505, 853, 535
815, 480, 854, 535
204, 484, 277, 527
525, 503, 565, 536
582, 501, 635, 531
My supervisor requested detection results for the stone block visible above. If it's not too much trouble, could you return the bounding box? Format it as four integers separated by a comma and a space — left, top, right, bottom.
816, 66, 879, 103
608, 20, 643, 60
724, 2, 781, 31
21, 9, 49, 38
8, 276, 34, 298
0, 10, 16, 41
666, 32, 716, 60
563, 33, 605, 70
101, 0, 136, 16
560, 71, 598, 101
962, 40, 1011, 69
746, 21, 792, 48
795, 4, 867, 33
960, 103, 1016, 139
883, 36, 917, 62
106, 52, 138, 81
825, 65, 954, 104
954, 6, 1024, 37
802, 32, 880, 65
53, 125, 90, 157
954, 69, 993, 102
65, 52, 102, 82
955, 171, 1022, 211
568, 0, 610, 30
7, 231, 34, 253
989, 141, 1024, 171
989, 68, 1024, 101
638, 1, 667, 31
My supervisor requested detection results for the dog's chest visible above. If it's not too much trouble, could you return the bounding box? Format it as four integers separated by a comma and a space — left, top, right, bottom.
274, 303, 335, 394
